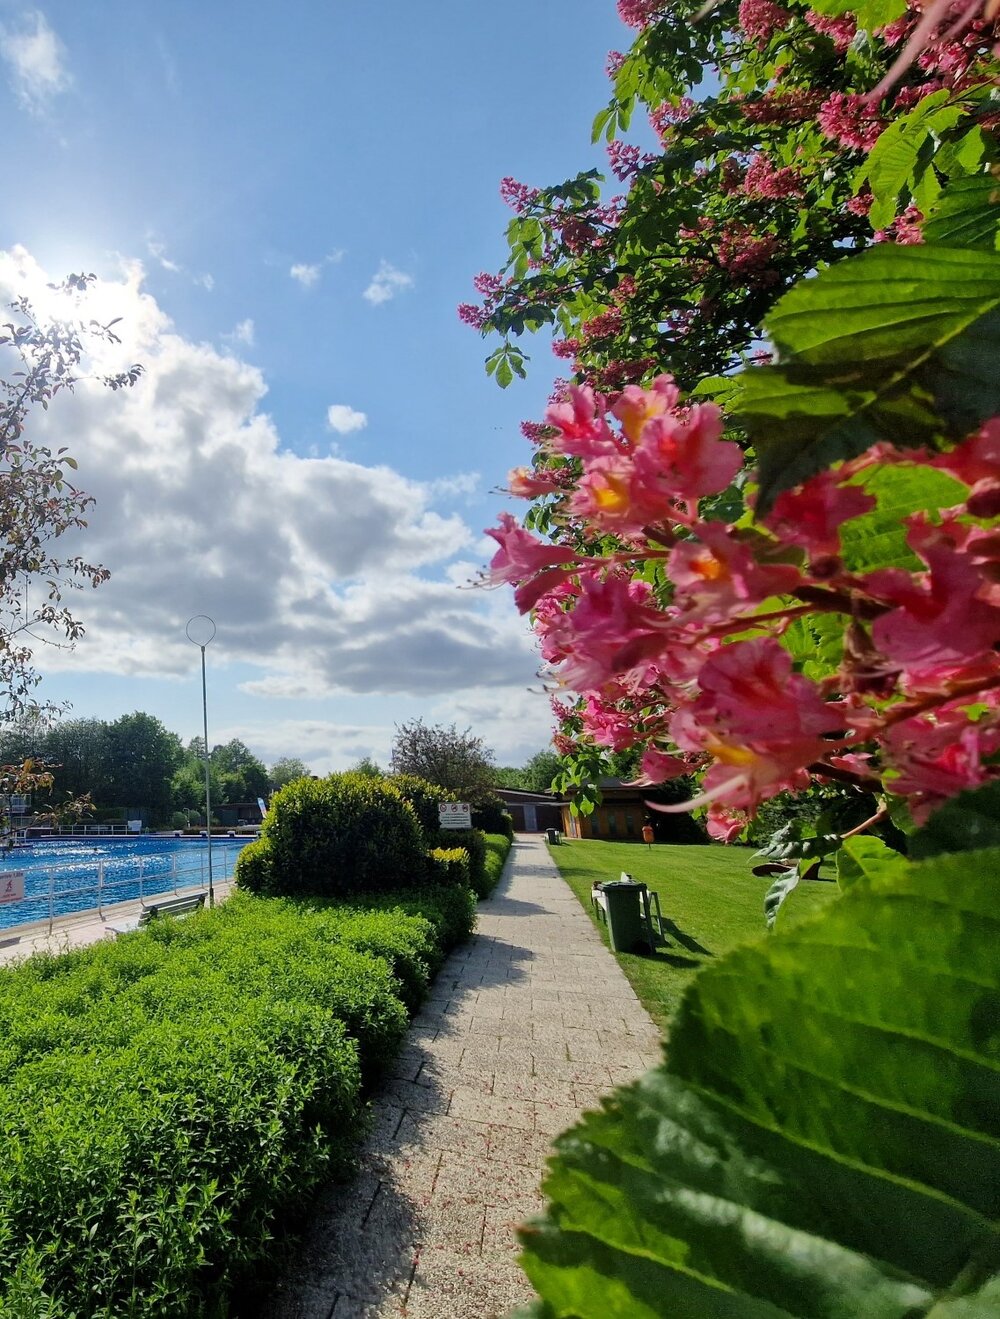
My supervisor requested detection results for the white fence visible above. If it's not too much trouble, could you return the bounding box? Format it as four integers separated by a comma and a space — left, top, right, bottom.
0, 844, 248, 936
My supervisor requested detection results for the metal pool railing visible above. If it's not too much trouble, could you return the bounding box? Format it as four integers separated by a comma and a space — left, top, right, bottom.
0, 842, 248, 936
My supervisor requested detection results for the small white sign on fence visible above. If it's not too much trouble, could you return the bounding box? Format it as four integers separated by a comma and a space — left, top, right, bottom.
438, 802, 472, 829
0, 871, 24, 904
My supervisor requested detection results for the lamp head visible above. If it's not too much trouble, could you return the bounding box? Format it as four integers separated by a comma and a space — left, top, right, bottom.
185, 615, 217, 648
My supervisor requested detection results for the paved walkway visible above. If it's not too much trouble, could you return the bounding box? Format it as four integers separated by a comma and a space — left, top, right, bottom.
261, 834, 662, 1319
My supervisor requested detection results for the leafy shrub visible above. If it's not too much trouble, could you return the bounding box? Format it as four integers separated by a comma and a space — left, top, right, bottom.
235, 771, 425, 899
232, 835, 273, 890
426, 846, 471, 889
482, 833, 512, 896
388, 773, 451, 844
435, 827, 487, 896
471, 794, 513, 839
0, 898, 385, 1316
352, 882, 477, 971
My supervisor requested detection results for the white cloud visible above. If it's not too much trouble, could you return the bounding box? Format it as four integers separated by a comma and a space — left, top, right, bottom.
290, 262, 321, 288
0, 247, 538, 725
363, 260, 414, 306
146, 238, 213, 291
226, 318, 255, 347
0, 9, 69, 110
326, 403, 367, 435
289, 251, 344, 290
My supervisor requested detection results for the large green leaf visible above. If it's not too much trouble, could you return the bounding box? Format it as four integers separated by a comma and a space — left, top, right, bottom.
836, 834, 908, 890
808, 0, 905, 28
923, 175, 1000, 252
518, 847, 1000, 1317
910, 781, 1000, 860
734, 246, 1000, 512
838, 465, 966, 574
855, 92, 964, 230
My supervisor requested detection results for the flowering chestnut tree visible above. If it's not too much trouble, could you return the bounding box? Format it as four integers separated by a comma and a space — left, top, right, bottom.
469, 5, 1000, 1311
469, 0, 1000, 862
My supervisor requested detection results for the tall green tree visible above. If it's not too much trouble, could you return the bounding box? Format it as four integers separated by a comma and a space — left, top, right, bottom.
268, 756, 311, 790
390, 720, 496, 799
103, 713, 183, 819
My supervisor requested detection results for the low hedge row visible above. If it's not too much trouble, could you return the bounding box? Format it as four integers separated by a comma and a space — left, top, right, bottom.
483, 833, 513, 895
0, 880, 475, 1317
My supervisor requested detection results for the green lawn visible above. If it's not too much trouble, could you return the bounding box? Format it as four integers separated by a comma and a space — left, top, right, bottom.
547, 838, 836, 1034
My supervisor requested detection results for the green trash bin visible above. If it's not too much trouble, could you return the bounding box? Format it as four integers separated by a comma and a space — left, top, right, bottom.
597, 879, 650, 954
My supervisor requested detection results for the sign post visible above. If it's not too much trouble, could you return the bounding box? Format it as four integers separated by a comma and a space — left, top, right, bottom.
0, 871, 24, 904
438, 802, 472, 830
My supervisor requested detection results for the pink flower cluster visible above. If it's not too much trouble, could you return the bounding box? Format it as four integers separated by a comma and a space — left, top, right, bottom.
817, 92, 887, 151
499, 177, 540, 214
738, 0, 790, 45
736, 88, 825, 123
717, 224, 783, 281
617, 0, 662, 29
805, 9, 858, 50
485, 380, 1000, 825
743, 153, 805, 200
648, 97, 697, 145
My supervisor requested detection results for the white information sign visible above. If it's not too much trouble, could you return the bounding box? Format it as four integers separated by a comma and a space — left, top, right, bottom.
0, 871, 24, 904
438, 802, 472, 829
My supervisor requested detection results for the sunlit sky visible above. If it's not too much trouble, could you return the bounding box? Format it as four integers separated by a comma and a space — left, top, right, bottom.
0, 0, 629, 773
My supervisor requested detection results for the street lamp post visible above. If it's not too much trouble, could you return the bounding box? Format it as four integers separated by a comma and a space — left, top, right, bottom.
185, 615, 217, 907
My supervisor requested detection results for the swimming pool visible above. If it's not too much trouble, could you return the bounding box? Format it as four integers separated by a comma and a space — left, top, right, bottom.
0, 836, 251, 931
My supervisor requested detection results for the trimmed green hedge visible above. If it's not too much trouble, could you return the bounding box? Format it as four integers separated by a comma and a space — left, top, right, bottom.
235, 772, 426, 899
483, 833, 512, 896
0, 880, 473, 1316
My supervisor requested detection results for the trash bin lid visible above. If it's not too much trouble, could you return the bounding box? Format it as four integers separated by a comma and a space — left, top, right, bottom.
596, 879, 646, 892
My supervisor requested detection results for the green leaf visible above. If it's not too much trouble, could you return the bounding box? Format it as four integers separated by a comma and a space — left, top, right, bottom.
838, 465, 966, 574
836, 835, 907, 890
781, 614, 845, 683
855, 92, 963, 230
495, 357, 514, 389
910, 780, 1000, 859
923, 174, 1000, 252
734, 246, 1000, 512
763, 870, 799, 929
520, 848, 1000, 1317
808, 0, 905, 26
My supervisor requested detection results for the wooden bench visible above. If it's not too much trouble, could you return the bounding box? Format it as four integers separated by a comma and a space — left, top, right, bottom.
138, 893, 207, 925
108, 891, 207, 936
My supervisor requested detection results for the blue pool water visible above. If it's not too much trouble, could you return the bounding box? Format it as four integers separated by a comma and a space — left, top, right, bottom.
0, 836, 250, 930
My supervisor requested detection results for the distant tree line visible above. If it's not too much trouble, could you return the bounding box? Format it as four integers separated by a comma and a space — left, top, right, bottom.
0, 713, 312, 824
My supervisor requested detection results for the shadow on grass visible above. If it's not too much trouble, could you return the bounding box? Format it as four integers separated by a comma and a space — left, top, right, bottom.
659, 918, 713, 957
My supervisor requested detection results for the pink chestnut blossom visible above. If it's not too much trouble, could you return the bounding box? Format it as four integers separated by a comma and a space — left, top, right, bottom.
611, 374, 681, 445
705, 805, 752, 843
540, 575, 673, 693
668, 522, 802, 623
568, 452, 675, 534
817, 92, 886, 150
805, 9, 857, 51
580, 695, 638, 751
660, 638, 841, 811
544, 385, 619, 459
762, 469, 876, 557
507, 466, 562, 499
634, 402, 744, 502
930, 417, 1000, 515
869, 537, 1000, 678
485, 513, 581, 587
629, 745, 693, 785
882, 705, 1000, 822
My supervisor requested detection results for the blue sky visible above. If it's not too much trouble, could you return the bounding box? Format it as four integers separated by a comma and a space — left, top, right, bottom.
0, 0, 630, 774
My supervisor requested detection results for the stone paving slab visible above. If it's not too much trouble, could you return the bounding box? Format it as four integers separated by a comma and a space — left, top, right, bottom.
255, 834, 661, 1319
